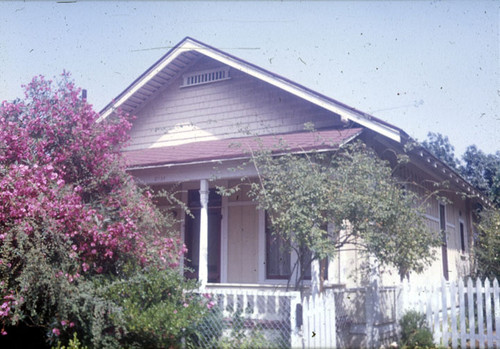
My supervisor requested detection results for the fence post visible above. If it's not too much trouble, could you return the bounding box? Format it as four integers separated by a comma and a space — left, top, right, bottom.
290, 292, 302, 348
365, 270, 380, 349
494, 278, 500, 348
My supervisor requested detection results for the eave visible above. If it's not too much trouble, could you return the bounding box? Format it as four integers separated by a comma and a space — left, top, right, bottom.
98, 37, 403, 143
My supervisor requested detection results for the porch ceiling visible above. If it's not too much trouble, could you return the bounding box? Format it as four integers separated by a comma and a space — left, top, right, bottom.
123, 128, 363, 169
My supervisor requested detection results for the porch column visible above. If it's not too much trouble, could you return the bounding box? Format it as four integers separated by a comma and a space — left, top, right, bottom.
199, 179, 209, 288
311, 259, 320, 296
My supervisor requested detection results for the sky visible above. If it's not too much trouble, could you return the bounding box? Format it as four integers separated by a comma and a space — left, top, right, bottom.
0, 1, 498, 158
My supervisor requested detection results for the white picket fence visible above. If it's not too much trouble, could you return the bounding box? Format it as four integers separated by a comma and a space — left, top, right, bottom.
301, 292, 337, 348
401, 277, 500, 349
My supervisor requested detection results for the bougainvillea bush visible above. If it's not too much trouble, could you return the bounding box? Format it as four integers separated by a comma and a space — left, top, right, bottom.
0, 74, 205, 347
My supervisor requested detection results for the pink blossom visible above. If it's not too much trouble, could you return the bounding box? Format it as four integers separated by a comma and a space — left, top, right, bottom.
52, 328, 60, 336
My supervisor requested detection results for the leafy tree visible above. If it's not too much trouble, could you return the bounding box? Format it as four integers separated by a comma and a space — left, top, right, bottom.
226, 140, 441, 289
474, 208, 500, 279
0, 74, 204, 347
461, 145, 500, 206
422, 132, 460, 170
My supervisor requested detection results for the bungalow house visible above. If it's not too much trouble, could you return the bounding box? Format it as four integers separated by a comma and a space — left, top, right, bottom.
99, 37, 487, 292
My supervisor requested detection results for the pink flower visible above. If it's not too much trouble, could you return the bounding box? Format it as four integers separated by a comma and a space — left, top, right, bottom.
173, 309, 177, 314
183, 303, 189, 308
61, 320, 67, 326
1, 330, 7, 336
52, 328, 60, 336
207, 301, 215, 310
69, 322, 75, 328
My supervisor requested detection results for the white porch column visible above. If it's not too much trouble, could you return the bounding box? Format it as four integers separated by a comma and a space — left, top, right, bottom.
199, 179, 209, 289
311, 259, 320, 296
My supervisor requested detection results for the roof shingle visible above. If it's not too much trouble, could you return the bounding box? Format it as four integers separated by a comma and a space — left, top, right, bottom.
124, 128, 363, 168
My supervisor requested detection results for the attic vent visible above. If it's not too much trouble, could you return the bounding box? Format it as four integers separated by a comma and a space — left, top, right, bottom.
181, 67, 231, 87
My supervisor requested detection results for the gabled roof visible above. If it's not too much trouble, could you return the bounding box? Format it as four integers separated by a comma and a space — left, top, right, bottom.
124, 128, 363, 169
99, 37, 406, 143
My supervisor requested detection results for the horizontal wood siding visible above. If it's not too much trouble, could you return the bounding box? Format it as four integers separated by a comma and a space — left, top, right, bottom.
126, 56, 342, 150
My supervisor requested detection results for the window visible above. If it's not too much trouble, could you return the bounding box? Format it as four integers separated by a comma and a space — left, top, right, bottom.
265, 212, 321, 281
460, 221, 466, 253
439, 203, 449, 280
265, 212, 291, 279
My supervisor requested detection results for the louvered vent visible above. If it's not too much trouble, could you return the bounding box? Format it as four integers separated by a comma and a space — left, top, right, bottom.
181, 67, 231, 87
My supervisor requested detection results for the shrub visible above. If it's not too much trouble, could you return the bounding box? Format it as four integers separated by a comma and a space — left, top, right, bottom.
0, 74, 186, 346
399, 310, 435, 348
102, 268, 210, 349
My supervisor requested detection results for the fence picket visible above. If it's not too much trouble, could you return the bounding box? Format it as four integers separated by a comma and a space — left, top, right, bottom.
467, 278, 477, 348
450, 281, 458, 348
477, 278, 485, 349
441, 278, 449, 347
494, 279, 500, 349
433, 284, 441, 345
458, 279, 466, 348
426, 286, 433, 332
485, 278, 493, 348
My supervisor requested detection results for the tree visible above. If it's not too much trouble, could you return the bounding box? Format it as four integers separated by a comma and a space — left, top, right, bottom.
226, 140, 441, 289
461, 145, 500, 206
0, 74, 206, 347
422, 132, 460, 170
474, 208, 500, 279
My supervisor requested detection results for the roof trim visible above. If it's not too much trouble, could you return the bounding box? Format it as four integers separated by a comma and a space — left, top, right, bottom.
98, 37, 403, 142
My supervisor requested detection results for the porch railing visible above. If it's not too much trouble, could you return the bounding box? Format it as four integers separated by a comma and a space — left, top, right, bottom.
193, 287, 302, 348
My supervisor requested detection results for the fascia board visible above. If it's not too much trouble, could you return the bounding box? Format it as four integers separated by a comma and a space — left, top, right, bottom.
97, 43, 196, 122
188, 41, 401, 143
99, 38, 401, 143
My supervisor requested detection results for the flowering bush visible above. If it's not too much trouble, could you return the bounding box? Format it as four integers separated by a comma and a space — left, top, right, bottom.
0, 74, 187, 346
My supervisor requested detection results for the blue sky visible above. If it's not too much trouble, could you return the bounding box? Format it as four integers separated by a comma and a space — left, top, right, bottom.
1, 1, 498, 157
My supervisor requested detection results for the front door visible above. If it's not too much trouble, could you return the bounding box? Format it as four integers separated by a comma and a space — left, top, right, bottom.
184, 189, 221, 283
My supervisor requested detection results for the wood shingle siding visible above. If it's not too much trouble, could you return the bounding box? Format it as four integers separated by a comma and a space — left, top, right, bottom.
126, 57, 342, 150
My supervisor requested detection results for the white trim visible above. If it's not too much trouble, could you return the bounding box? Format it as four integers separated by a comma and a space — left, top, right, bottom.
189, 40, 402, 143
220, 183, 229, 283
446, 222, 456, 229
258, 209, 266, 283
98, 44, 195, 122
423, 213, 440, 223
99, 38, 401, 143
180, 189, 188, 274
198, 179, 209, 288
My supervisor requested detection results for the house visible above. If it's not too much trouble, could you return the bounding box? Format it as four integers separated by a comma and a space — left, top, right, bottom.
99, 37, 487, 292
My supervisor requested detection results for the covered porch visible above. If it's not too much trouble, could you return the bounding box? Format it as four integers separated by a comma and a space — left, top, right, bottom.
123, 129, 361, 293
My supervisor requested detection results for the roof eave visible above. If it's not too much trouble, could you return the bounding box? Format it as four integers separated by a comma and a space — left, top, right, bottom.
98, 37, 402, 143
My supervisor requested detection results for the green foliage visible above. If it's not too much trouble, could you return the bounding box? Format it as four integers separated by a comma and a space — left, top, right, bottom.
461, 145, 500, 206
188, 305, 224, 348
422, 132, 460, 170
235, 140, 440, 287
474, 208, 500, 279
196, 308, 279, 349
0, 74, 191, 346
399, 310, 435, 348
52, 332, 89, 349
102, 268, 209, 349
